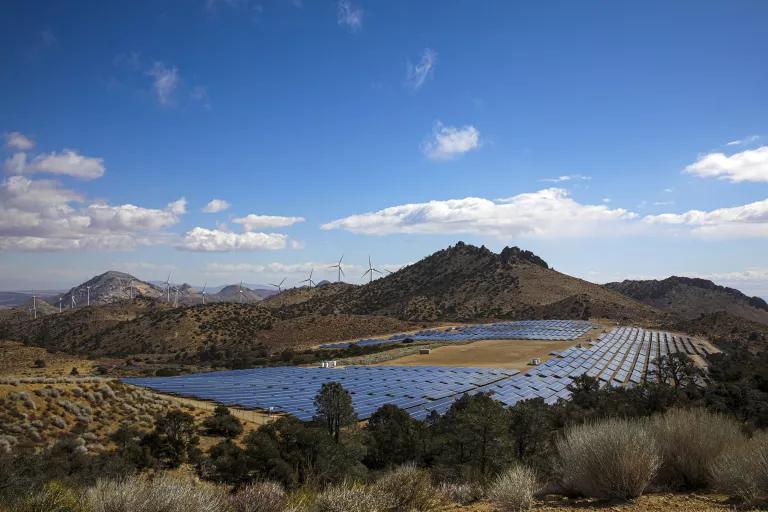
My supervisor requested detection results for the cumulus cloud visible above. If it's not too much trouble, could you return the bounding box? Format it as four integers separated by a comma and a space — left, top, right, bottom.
233, 214, 305, 231
643, 197, 768, 238
422, 122, 481, 161
146, 62, 179, 106
0, 176, 185, 251
685, 146, 768, 183
337, 0, 363, 31
202, 199, 230, 213
4, 132, 35, 151
323, 188, 636, 238
4, 149, 105, 180
167, 197, 187, 215
405, 49, 437, 91
179, 227, 287, 251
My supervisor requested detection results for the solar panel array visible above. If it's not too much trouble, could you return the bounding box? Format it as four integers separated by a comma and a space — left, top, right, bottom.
319, 319, 594, 349
124, 327, 707, 421
479, 326, 708, 408
124, 366, 518, 421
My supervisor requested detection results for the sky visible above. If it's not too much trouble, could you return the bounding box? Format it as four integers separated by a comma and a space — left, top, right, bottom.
1, 0, 767, 298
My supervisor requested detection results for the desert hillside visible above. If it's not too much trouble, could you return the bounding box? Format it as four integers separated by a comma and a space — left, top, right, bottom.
606, 276, 768, 326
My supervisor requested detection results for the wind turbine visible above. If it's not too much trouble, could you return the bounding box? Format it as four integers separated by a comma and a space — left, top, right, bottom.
200, 282, 207, 305
173, 286, 179, 307
71, 295, 76, 309
164, 272, 172, 303
269, 278, 286, 293
301, 269, 316, 289
237, 281, 245, 304
58, 296, 63, 313
361, 256, 382, 284
86, 286, 91, 306
30, 292, 37, 320
329, 254, 345, 282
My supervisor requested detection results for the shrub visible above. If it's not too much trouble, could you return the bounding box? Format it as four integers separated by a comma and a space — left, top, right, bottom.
33, 359, 46, 368
229, 481, 286, 512
711, 431, 768, 504
14, 481, 87, 512
557, 417, 659, 499
372, 464, 443, 511
651, 408, 744, 490
436, 482, 482, 505
487, 465, 538, 512
86, 473, 229, 512
202, 406, 243, 438
312, 482, 383, 512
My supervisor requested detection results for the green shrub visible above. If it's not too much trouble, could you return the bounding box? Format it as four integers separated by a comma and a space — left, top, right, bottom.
557, 417, 659, 499
486, 465, 538, 512
14, 481, 87, 512
651, 408, 745, 489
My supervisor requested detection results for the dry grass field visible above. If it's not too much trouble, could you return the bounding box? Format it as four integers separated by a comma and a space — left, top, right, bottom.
378, 325, 605, 369
455, 493, 753, 511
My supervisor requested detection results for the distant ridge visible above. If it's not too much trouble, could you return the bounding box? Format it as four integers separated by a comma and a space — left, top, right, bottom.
605, 276, 768, 326
269, 242, 660, 322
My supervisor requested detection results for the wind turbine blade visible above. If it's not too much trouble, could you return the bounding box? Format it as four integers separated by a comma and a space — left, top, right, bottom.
339, 254, 344, 265
279, 278, 286, 286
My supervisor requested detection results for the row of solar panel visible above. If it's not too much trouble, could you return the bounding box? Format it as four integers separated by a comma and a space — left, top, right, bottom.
319, 319, 594, 349
124, 327, 705, 421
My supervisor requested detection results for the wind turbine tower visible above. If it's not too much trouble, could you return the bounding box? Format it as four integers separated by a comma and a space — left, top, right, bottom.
31, 292, 37, 320
58, 296, 62, 313
301, 269, 316, 289
329, 255, 345, 282
201, 282, 207, 305
361, 256, 382, 284
164, 273, 172, 303
86, 286, 91, 306
71, 295, 76, 309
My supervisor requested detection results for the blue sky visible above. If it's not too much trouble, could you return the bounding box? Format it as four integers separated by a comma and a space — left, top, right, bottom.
1, 0, 767, 297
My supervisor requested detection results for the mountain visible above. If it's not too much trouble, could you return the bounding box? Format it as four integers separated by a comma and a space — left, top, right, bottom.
605, 276, 768, 326
211, 284, 266, 303
54, 270, 164, 307
272, 242, 660, 322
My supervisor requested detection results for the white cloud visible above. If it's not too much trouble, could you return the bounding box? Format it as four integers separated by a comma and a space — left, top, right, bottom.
726, 135, 760, 146
337, 0, 363, 31
179, 227, 287, 252
4, 149, 105, 180
290, 239, 305, 250
0, 176, 185, 251
147, 62, 179, 106
233, 214, 305, 231
540, 174, 592, 183
405, 49, 437, 92
4, 132, 35, 151
167, 197, 187, 215
643, 197, 768, 238
202, 199, 230, 213
323, 188, 637, 238
685, 145, 768, 183
422, 122, 481, 161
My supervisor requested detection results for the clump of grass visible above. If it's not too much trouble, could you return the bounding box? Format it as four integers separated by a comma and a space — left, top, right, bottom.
558, 417, 659, 500
312, 482, 384, 512
487, 465, 539, 511
14, 481, 88, 512
436, 482, 483, 505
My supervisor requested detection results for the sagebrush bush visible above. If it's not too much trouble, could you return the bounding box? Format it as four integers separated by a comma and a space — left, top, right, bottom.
487, 465, 538, 512
436, 482, 483, 505
711, 431, 768, 504
86, 473, 229, 512
558, 417, 659, 500
229, 481, 286, 512
372, 464, 444, 511
651, 408, 744, 490
312, 482, 384, 512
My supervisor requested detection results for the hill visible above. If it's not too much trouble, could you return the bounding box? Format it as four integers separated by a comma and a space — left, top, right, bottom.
273, 242, 660, 323
211, 284, 265, 303
667, 311, 768, 353
605, 276, 768, 325
55, 271, 165, 307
